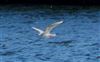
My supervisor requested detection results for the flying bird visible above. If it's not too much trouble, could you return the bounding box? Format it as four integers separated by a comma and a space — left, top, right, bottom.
32, 21, 63, 38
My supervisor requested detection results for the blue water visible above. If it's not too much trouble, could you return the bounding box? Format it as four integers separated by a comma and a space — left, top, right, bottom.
0, 6, 100, 62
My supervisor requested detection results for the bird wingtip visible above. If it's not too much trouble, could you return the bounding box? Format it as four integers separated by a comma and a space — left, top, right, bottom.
32, 27, 34, 29
59, 21, 64, 23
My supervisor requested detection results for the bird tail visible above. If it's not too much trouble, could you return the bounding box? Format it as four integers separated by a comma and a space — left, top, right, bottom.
32, 27, 44, 35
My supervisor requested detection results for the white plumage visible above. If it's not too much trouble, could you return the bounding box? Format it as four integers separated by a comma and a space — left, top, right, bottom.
32, 21, 63, 38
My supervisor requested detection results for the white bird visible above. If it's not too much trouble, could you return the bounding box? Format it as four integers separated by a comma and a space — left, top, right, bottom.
32, 21, 63, 38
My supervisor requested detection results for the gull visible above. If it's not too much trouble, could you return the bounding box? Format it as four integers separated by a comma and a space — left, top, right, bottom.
32, 21, 63, 38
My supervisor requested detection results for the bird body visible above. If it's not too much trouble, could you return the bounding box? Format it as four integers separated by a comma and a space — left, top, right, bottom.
32, 21, 63, 38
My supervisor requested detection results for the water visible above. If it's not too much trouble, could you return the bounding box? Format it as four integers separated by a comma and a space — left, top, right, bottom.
0, 5, 100, 62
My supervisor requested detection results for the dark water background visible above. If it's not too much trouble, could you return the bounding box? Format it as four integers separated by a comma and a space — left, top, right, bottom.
0, 5, 100, 62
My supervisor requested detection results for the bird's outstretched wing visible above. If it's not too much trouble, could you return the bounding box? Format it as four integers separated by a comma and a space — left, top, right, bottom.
44, 21, 63, 34
32, 27, 44, 35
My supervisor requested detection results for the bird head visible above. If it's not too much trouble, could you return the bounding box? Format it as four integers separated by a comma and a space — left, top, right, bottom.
48, 34, 56, 38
